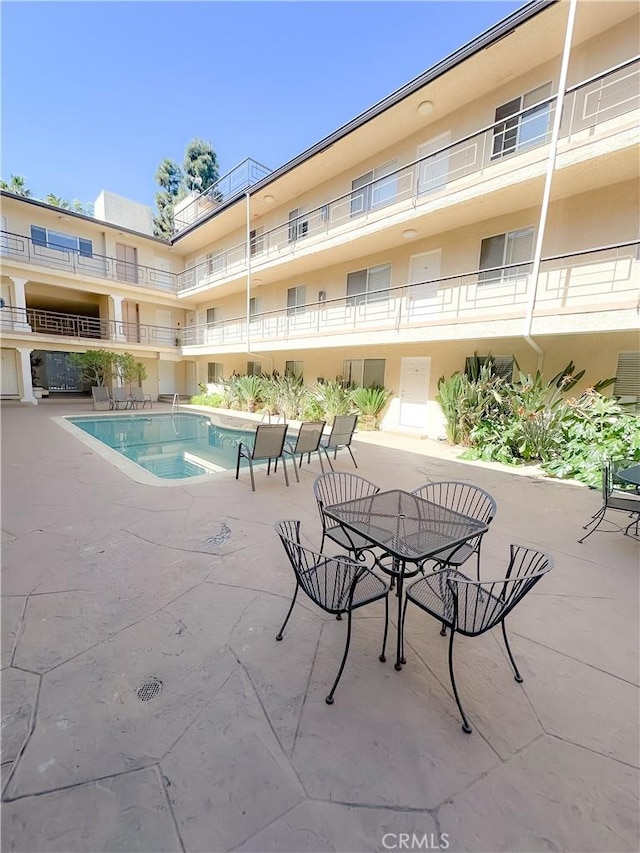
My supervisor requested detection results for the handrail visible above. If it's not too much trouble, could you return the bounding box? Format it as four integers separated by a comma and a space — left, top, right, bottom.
171, 393, 180, 416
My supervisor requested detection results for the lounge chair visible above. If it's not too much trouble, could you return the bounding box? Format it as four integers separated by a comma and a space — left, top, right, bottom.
320, 414, 359, 470
235, 423, 290, 491
130, 387, 152, 409
111, 388, 133, 410
284, 420, 326, 473
91, 386, 111, 411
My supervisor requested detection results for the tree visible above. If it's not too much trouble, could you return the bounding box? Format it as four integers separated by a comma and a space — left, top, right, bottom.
69, 350, 117, 387
183, 138, 219, 195
116, 352, 147, 391
43, 194, 71, 209
153, 158, 183, 238
0, 174, 32, 197
155, 158, 182, 195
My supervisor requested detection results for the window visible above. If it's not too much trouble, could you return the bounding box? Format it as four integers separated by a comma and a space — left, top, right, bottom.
207, 362, 223, 383
350, 160, 398, 217
288, 208, 309, 243
249, 228, 263, 257
206, 307, 219, 327
478, 227, 534, 286
285, 360, 303, 379
614, 352, 640, 412
30, 225, 93, 257
249, 297, 260, 319
343, 358, 386, 388
346, 264, 391, 306
465, 355, 515, 381
492, 83, 552, 158
247, 361, 262, 377
287, 285, 306, 316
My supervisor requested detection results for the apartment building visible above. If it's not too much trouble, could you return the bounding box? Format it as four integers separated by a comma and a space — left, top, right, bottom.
1, 0, 638, 435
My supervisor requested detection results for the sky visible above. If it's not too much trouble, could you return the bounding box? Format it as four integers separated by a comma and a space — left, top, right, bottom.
2, 0, 526, 211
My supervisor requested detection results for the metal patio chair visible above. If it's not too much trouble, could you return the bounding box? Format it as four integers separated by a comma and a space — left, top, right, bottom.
411, 481, 497, 578
274, 520, 389, 704
130, 387, 152, 409
284, 420, 326, 474
578, 458, 640, 542
91, 386, 111, 411
404, 543, 553, 733
235, 423, 290, 491
320, 414, 359, 470
313, 471, 380, 559
111, 387, 133, 410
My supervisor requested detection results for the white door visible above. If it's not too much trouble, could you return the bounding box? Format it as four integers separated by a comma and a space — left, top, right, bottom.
417, 132, 451, 195
409, 250, 442, 316
158, 360, 176, 395
0, 349, 20, 395
156, 309, 174, 345
399, 357, 431, 428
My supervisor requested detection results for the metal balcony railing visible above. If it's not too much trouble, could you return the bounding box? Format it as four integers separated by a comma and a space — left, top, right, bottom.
176, 58, 640, 294
180, 242, 639, 347
172, 158, 272, 234
0, 306, 179, 347
0, 233, 178, 292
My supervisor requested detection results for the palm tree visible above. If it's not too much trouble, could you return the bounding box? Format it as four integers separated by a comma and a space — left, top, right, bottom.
43, 194, 71, 209
0, 175, 32, 197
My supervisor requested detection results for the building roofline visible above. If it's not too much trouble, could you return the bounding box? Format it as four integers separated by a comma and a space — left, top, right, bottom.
0, 191, 171, 245
172, 0, 558, 242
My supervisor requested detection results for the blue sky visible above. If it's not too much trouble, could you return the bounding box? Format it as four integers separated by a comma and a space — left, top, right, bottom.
2, 1, 525, 210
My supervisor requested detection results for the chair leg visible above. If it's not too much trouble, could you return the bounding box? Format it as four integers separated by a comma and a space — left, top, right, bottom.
448, 630, 472, 733
235, 447, 242, 481
248, 458, 256, 492
577, 506, 606, 543
346, 446, 358, 468
326, 609, 353, 705
501, 621, 523, 683
379, 594, 389, 663
276, 584, 299, 641
281, 456, 290, 487
320, 446, 335, 472
290, 454, 299, 483
316, 450, 325, 473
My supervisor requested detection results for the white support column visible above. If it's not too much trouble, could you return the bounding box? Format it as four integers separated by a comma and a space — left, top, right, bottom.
9, 277, 32, 332
110, 294, 127, 341
16, 346, 37, 405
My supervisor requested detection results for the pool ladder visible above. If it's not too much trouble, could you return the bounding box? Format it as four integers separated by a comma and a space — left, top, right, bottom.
171, 393, 180, 416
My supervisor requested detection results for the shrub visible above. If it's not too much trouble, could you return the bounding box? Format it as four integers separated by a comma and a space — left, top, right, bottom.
189, 392, 225, 408
350, 386, 392, 430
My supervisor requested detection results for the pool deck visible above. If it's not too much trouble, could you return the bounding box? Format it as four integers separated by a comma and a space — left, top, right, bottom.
1, 399, 639, 853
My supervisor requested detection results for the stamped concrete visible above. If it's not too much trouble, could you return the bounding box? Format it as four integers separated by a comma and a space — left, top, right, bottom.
1, 399, 639, 852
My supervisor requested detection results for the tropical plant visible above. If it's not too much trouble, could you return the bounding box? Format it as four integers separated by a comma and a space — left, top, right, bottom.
274, 373, 307, 420
350, 386, 393, 430
0, 174, 32, 197
436, 372, 466, 444
258, 372, 281, 415
308, 378, 353, 420
189, 392, 225, 408
234, 374, 263, 412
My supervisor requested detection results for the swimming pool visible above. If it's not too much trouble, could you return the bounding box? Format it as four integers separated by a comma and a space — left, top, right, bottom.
66, 412, 261, 480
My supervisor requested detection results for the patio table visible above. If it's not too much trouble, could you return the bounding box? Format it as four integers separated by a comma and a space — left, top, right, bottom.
617, 464, 640, 488
324, 489, 488, 671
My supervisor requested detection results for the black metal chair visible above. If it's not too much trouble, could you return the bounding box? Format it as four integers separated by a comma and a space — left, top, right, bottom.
404, 543, 553, 733
235, 423, 290, 491
578, 458, 640, 542
411, 481, 497, 579
313, 471, 380, 559
284, 420, 326, 474
320, 414, 359, 470
274, 520, 389, 704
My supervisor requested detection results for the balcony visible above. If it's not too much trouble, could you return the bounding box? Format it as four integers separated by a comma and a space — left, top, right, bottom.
176, 59, 640, 295
172, 158, 273, 234
0, 306, 179, 347
0, 232, 178, 293
181, 242, 639, 348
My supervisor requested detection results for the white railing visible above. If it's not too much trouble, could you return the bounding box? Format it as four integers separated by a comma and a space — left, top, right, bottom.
180, 242, 639, 347
176, 59, 639, 294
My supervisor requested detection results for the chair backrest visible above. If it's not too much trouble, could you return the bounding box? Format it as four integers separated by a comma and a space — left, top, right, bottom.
292, 421, 326, 455
412, 481, 497, 525
131, 388, 146, 402
446, 544, 553, 635
251, 423, 288, 460
92, 386, 110, 402
313, 472, 380, 530
112, 388, 129, 403
326, 414, 358, 449
274, 519, 363, 612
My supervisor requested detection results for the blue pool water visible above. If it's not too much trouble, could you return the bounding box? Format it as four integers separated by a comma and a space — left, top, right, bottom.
67, 413, 261, 480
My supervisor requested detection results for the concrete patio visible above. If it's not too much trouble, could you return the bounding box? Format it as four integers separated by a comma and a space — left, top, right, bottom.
1, 399, 638, 853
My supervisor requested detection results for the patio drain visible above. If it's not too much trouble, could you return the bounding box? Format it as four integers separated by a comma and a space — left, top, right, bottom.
137, 678, 163, 702
207, 523, 231, 546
